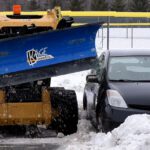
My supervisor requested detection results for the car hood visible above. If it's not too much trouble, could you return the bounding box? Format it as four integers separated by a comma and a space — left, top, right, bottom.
108, 82, 150, 106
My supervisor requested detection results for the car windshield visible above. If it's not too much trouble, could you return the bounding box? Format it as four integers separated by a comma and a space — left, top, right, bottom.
108, 56, 150, 81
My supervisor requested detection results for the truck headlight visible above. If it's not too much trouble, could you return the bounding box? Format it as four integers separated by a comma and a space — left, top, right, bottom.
107, 90, 128, 108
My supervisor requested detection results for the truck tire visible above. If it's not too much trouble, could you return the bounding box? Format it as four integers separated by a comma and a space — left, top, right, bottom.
51, 89, 78, 135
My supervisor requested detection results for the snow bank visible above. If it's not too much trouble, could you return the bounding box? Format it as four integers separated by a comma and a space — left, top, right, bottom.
51, 70, 90, 107
98, 28, 150, 49
64, 114, 150, 150
2, 114, 150, 150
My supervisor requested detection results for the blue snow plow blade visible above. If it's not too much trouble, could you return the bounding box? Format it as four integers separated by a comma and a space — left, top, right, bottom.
0, 22, 102, 87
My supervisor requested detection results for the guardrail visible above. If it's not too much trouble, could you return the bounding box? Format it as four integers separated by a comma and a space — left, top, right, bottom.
62, 11, 150, 18
73, 23, 150, 26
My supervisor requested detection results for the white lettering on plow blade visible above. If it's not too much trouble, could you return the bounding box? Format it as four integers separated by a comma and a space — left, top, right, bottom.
26, 47, 54, 66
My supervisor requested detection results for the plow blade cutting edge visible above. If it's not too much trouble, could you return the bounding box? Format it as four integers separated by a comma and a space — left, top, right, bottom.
0, 23, 102, 87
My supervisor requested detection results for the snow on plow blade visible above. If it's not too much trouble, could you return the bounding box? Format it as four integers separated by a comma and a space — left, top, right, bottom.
0, 23, 102, 87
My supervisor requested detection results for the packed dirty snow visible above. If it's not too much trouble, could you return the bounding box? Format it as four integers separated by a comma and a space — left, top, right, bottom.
61, 114, 150, 150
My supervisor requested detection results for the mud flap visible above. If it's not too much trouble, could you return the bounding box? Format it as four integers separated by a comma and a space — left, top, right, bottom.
0, 23, 102, 87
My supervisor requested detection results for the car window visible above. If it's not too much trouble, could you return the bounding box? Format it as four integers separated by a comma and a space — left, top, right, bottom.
108, 56, 150, 81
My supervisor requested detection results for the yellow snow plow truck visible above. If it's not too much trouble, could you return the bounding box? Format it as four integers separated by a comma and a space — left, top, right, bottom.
0, 5, 73, 39
0, 5, 101, 137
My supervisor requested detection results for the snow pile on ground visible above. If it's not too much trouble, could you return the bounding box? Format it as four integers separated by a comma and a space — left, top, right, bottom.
63, 114, 150, 150
51, 70, 90, 106
2, 114, 150, 150
98, 28, 150, 49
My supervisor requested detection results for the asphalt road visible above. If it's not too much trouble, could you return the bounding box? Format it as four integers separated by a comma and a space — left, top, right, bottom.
0, 144, 60, 150
0, 129, 61, 150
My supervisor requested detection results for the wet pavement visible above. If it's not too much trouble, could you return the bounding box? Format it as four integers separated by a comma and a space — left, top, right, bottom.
0, 144, 60, 150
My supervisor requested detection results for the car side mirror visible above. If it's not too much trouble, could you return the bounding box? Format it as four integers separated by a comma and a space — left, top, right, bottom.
86, 75, 99, 83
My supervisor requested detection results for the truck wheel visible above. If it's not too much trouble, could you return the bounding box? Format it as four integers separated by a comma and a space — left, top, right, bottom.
51, 89, 78, 135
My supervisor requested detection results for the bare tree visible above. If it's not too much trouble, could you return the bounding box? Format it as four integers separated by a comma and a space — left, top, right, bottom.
91, 0, 108, 11
130, 0, 149, 12
69, 0, 84, 11
51, 0, 62, 8
29, 0, 40, 11
111, 0, 125, 11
